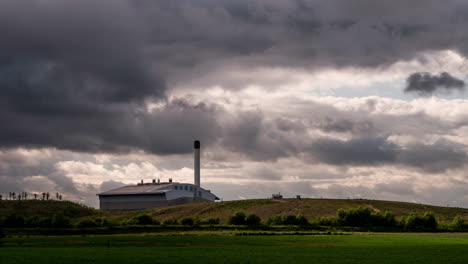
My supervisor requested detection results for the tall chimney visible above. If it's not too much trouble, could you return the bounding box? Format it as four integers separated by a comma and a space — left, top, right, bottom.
194, 140, 200, 187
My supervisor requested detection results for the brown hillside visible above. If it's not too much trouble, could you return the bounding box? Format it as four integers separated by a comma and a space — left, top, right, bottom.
107, 198, 468, 223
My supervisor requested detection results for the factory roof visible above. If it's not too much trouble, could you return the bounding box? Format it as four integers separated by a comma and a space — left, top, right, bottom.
97, 182, 178, 196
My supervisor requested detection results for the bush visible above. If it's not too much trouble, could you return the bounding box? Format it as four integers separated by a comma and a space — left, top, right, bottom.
245, 214, 261, 226
228, 211, 246, 225
52, 214, 71, 228
450, 216, 465, 231
76, 219, 99, 228
337, 206, 372, 227
404, 211, 438, 231
162, 218, 178, 225
133, 214, 154, 225
336, 207, 396, 227
180, 217, 195, 226
266, 215, 283, 226
3, 214, 25, 227
205, 217, 220, 225
312, 217, 335, 226
266, 214, 309, 226
295, 213, 309, 226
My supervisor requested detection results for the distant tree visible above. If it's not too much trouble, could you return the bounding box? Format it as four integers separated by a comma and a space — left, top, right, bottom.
205, 217, 220, 225
12, 192, 16, 200
228, 211, 246, 225
295, 213, 309, 226
56, 192, 59, 199
46, 192, 50, 200
52, 214, 71, 228
162, 218, 178, 225
0, 226, 4, 244
245, 214, 261, 226
59, 195, 63, 200
450, 216, 465, 231
42, 192, 46, 200
17, 194, 21, 200
404, 211, 438, 231
23, 192, 28, 200
133, 214, 154, 225
76, 219, 99, 228
34, 193, 38, 200
8, 192, 12, 200
180, 217, 195, 226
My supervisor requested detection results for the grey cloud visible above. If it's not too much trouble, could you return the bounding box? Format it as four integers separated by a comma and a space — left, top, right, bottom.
397, 139, 468, 173
100, 181, 126, 192
375, 182, 415, 196
3, 0, 468, 156
308, 137, 398, 166
0, 150, 83, 199
405, 72, 466, 95
0, 98, 221, 155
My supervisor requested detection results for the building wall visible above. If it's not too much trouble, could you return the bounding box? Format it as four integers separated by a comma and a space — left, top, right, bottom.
99, 194, 212, 211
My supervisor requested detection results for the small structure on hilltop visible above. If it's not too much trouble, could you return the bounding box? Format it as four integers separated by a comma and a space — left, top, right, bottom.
97, 141, 219, 211
272, 192, 283, 199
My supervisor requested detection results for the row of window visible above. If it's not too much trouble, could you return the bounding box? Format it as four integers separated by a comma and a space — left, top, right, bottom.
174, 185, 202, 196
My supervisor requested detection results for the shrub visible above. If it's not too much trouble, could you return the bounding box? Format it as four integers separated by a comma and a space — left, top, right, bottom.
133, 214, 154, 225
266, 215, 283, 226
52, 214, 71, 228
312, 217, 335, 226
295, 213, 309, 226
204, 217, 220, 225
245, 214, 261, 226
76, 219, 99, 228
266, 214, 309, 226
336, 207, 396, 227
450, 216, 465, 231
38, 217, 52, 228
180, 217, 195, 226
372, 211, 396, 227
162, 218, 178, 225
228, 211, 246, 225
337, 206, 372, 227
3, 214, 25, 228
404, 211, 438, 231
0, 227, 4, 246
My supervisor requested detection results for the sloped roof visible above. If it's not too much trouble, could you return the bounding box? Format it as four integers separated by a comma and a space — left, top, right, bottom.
97, 183, 175, 196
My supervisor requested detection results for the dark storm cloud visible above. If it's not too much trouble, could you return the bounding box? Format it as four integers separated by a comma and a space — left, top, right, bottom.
0, 98, 222, 155
2, 0, 468, 158
308, 137, 398, 166
405, 72, 466, 95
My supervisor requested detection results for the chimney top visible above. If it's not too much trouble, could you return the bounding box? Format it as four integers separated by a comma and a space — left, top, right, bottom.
194, 140, 200, 149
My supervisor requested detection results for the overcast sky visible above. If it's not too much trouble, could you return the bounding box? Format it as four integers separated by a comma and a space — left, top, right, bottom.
2, 0, 468, 208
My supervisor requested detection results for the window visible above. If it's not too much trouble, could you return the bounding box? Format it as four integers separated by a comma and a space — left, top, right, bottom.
185, 186, 188, 191
190, 187, 193, 192
175, 186, 178, 190
198, 191, 202, 197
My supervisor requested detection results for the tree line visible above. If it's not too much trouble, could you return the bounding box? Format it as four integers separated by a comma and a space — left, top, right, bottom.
1, 206, 467, 232
0, 192, 63, 201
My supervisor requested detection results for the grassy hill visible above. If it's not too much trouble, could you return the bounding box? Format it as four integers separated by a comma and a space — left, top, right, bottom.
0, 200, 100, 219
109, 198, 468, 223
2, 198, 468, 224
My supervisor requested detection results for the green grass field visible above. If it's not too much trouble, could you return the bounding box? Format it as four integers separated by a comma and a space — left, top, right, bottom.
2, 233, 468, 264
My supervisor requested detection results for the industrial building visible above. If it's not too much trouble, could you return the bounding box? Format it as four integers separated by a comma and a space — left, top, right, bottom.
97, 140, 219, 211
